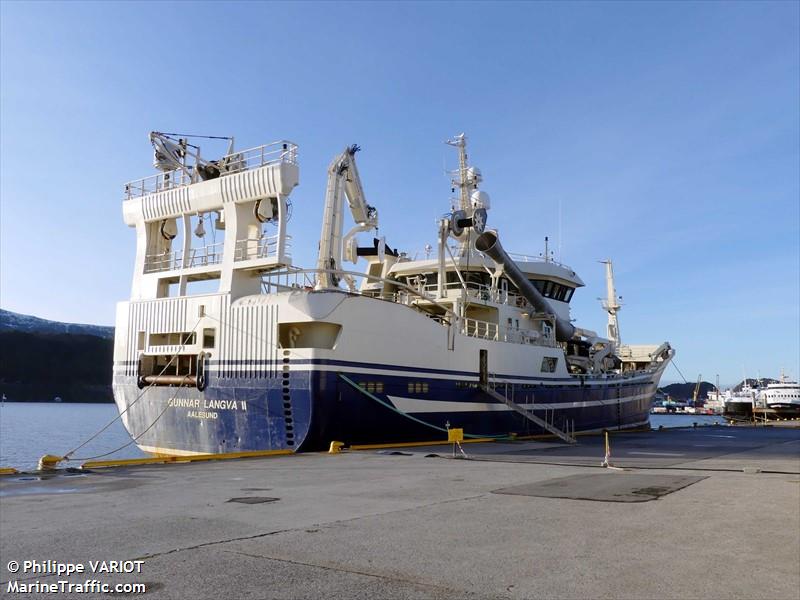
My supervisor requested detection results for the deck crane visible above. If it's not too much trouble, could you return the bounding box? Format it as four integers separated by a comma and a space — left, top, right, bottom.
599, 259, 622, 346
149, 131, 236, 181
316, 145, 379, 289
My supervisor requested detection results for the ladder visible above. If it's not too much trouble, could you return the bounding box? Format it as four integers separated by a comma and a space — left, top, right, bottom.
480, 383, 576, 444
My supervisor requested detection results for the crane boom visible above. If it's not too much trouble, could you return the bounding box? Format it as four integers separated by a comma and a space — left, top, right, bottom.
693, 374, 702, 405
316, 145, 378, 288
600, 259, 621, 346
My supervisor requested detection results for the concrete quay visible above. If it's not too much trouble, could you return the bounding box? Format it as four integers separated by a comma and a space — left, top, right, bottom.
1, 425, 799, 599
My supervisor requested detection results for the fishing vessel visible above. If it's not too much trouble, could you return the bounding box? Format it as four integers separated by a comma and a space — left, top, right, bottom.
112, 132, 674, 455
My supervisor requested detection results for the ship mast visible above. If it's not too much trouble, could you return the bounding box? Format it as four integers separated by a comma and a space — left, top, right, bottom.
445, 133, 488, 256
600, 259, 621, 345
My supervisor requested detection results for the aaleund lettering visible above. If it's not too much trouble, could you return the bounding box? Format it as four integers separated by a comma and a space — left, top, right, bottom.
187, 410, 218, 419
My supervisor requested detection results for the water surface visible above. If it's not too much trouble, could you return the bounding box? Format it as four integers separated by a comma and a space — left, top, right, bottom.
0, 402, 145, 471
0, 403, 725, 471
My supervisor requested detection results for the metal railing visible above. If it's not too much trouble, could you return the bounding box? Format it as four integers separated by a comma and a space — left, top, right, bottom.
144, 249, 183, 273
144, 242, 224, 273
507, 251, 572, 271
463, 317, 499, 341
124, 140, 298, 200
416, 281, 528, 308
404, 246, 573, 271
234, 234, 291, 262
185, 242, 224, 269
261, 269, 318, 294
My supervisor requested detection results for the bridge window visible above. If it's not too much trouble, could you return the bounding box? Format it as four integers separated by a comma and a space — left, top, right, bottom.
529, 279, 575, 303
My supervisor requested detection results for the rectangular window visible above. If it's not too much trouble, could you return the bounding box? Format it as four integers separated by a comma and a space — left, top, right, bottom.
149, 332, 196, 346
541, 356, 558, 373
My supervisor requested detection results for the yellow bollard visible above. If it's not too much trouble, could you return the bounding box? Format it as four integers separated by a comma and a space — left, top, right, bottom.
37, 455, 64, 471
328, 441, 345, 454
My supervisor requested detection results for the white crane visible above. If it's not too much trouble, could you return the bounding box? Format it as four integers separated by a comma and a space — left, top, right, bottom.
600, 259, 622, 346
316, 145, 378, 289
149, 131, 236, 181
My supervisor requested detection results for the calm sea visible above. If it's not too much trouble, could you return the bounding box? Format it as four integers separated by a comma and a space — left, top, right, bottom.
0, 402, 725, 471
0, 402, 145, 471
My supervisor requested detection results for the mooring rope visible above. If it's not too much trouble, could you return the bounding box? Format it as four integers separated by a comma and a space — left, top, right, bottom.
58, 317, 203, 463
67, 382, 191, 462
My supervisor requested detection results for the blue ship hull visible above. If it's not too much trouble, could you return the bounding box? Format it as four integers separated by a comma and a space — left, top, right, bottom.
114, 360, 657, 455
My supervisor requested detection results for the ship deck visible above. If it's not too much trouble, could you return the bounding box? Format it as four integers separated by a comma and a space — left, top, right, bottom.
2, 424, 798, 599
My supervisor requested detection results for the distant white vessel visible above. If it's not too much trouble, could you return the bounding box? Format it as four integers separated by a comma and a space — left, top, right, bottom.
722, 383, 758, 419
759, 373, 800, 418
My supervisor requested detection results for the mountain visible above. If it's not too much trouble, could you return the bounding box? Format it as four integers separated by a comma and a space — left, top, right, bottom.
0, 310, 114, 403
0, 309, 113, 339
733, 378, 778, 392
661, 382, 716, 402
662, 378, 782, 401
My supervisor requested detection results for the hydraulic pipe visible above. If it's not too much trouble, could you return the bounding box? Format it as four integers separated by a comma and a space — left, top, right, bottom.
474, 231, 576, 342
141, 374, 197, 387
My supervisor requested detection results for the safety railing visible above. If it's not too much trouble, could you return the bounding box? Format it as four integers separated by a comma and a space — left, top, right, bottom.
507, 251, 572, 271
261, 268, 318, 294
144, 242, 224, 273
124, 169, 194, 200
234, 234, 291, 262
185, 242, 224, 269
144, 250, 183, 273
404, 247, 573, 271
462, 317, 499, 341
124, 140, 298, 200
416, 281, 528, 308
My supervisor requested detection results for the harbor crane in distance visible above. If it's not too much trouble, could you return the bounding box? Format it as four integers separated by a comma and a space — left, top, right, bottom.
692, 374, 703, 406
316, 144, 379, 289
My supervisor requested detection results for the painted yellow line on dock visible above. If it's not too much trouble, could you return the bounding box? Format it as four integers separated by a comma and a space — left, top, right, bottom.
81, 449, 293, 470
0, 467, 19, 475
350, 437, 496, 450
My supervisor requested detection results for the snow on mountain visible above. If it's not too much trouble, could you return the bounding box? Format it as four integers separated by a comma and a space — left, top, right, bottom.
0, 309, 114, 339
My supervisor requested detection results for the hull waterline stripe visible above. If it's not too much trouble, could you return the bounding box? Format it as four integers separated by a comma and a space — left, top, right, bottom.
388, 393, 652, 413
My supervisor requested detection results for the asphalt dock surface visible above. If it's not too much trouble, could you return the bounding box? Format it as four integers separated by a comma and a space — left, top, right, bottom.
1, 425, 799, 599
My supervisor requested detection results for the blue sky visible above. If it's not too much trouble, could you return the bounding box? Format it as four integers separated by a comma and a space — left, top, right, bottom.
1, 1, 798, 386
